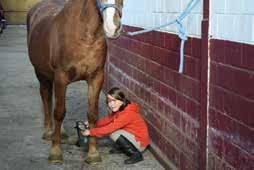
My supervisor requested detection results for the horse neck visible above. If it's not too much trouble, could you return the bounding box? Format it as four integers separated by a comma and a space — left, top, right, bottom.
61, 0, 103, 40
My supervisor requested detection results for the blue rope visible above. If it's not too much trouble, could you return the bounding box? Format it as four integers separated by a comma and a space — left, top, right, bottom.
126, 0, 200, 73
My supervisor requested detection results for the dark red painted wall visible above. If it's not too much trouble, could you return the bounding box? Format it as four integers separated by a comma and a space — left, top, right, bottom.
208, 40, 254, 170
104, 25, 202, 169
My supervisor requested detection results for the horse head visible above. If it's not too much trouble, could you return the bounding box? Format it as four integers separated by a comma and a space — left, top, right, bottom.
96, 0, 123, 39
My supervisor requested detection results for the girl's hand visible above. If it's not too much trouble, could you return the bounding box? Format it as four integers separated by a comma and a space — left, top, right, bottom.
82, 129, 90, 136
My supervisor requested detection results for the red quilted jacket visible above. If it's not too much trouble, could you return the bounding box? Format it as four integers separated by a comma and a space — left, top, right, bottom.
90, 103, 150, 147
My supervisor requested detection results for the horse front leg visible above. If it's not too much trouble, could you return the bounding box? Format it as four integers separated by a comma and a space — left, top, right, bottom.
48, 72, 68, 163
85, 71, 104, 164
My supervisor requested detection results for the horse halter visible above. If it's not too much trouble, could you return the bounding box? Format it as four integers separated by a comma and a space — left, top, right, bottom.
96, 0, 122, 17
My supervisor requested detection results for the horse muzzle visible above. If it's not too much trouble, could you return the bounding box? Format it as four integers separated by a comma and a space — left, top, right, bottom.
105, 24, 123, 39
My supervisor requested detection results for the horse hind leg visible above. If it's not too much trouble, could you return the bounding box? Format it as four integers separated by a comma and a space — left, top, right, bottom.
35, 71, 53, 141
48, 71, 68, 163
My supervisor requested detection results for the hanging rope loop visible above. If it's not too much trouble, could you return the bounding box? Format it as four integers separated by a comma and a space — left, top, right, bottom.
175, 19, 187, 41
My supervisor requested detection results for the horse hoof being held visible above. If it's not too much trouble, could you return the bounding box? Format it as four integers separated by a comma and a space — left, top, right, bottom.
27, 0, 123, 164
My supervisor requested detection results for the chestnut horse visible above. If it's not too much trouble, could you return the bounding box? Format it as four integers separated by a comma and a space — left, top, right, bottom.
27, 0, 123, 164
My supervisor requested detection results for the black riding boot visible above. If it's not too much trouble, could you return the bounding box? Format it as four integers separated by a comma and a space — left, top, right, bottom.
115, 135, 143, 164
109, 143, 123, 154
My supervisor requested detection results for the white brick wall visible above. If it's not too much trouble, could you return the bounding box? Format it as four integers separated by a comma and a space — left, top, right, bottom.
210, 0, 254, 44
122, 0, 203, 38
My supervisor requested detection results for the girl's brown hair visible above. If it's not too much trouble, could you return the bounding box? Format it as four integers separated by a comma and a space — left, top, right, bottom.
107, 87, 130, 111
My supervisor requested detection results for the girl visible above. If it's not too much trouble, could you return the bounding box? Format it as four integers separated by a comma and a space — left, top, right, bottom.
82, 87, 150, 164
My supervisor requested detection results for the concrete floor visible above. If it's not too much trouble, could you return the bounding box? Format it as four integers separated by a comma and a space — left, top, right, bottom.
0, 26, 164, 170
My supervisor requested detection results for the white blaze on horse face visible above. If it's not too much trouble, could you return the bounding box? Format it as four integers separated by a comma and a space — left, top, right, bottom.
103, 0, 117, 37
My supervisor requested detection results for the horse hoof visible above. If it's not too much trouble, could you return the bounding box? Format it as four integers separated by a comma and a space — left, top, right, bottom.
48, 147, 63, 164
48, 156, 63, 164
42, 130, 53, 141
84, 153, 102, 164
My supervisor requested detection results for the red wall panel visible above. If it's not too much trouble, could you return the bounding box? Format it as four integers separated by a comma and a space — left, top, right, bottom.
209, 39, 254, 169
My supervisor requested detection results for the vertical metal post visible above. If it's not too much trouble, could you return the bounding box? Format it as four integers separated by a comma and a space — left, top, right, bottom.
199, 0, 210, 169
